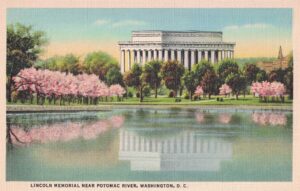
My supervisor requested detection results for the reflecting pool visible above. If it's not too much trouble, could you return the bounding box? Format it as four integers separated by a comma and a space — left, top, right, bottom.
6, 108, 292, 181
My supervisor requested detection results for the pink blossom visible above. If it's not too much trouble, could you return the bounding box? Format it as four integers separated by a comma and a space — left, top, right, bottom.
194, 86, 204, 96
13, 67, 123, 100
219, 84, 232, 96
250, 81, 286, 98
109, 84, 126, 97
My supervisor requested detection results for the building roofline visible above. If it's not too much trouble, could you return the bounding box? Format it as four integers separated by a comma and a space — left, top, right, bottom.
132, 30, 223, 34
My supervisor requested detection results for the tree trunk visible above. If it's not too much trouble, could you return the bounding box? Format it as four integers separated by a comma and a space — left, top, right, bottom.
190, 90, 192, 101
155, 84, 158, 98
36, 93, 39, 105
7, 75, 13, 102
208, 94, 211, 99
236, 93, 239, 100
139, 86, 143, 102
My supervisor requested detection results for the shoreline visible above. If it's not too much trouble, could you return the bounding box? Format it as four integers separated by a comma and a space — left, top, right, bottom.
7, 104, 293, 113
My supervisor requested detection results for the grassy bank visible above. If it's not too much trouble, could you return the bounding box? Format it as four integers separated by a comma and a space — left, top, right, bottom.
7, 95, 292, 112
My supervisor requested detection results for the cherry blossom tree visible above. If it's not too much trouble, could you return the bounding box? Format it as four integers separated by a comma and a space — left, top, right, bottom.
109, 84, 126, 101
194, 85, 204, 98
250, 81, 286, 102
219, 84, 232, 97
13, 67, 124, 105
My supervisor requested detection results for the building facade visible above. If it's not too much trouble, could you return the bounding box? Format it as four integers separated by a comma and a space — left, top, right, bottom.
257, 46, 289, 73
118, 30, 236, 73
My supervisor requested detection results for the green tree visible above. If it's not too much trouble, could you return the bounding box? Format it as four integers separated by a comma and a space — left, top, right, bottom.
284, 53, 293, 99
200, 70, 218, 99
36, 54, 81, 75
7, 23, 47, 102
217, 59, 239, 84
268, 68, 286, 83
225, 73, 247, 100
244, 63, 260, 85
161, 61, 185, 97
183, 71, 198, 100
83, 51, 118, 80
105, 67, 124, 86
255, 70, 268, 82
143, 60, 162, 98
193, 60, 214, 83
123, 64, 145, 102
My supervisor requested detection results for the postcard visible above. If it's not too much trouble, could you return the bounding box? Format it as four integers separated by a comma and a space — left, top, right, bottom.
1, 0, 299, 191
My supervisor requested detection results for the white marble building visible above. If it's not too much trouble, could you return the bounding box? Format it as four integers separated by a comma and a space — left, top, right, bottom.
118, 30, 235, 73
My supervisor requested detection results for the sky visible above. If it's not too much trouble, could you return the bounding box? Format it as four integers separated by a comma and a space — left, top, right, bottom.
7, 8, 293, 59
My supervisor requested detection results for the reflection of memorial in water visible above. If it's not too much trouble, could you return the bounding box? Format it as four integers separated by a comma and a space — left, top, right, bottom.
119, 129, 232, 171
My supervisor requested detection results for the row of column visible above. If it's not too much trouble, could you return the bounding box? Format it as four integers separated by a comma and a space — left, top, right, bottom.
120, 49, 234, 73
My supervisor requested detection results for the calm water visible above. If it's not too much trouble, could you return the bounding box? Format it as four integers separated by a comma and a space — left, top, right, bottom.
6, 107, 292, 181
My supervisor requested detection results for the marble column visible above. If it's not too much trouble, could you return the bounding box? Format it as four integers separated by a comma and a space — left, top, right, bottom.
211, 50, 215, 64
198, 50, 202, 63
164, 49, 169, 62
137, 50, 141, 64
218, 50, 222, 62
153, 50, 158, 60
177, 50, 182, 64
191, 50, 195, 66
120, 49, 125, 73
222, 50, 225, 60
204, 50, 208, 61
148, 50, 153, 61
227, 50, 230, 59
143, 50, 147, 64
171, 50, 175, 60
231, 51, 234, 59
184, 50, 189, 69
127, 50, 131, 70
158, 50, 163, 61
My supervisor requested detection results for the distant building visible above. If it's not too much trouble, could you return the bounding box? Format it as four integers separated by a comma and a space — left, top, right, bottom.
118, 30, 235, 73
257, 46, 289, 73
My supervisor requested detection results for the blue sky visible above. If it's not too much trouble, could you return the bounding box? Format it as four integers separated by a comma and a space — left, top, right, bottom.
7, 8, 293, 58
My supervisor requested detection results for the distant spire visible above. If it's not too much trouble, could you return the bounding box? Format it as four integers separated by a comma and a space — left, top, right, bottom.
278, 46, 283, 59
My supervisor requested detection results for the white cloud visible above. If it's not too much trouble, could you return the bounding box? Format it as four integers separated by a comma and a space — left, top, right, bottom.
93, 19, 146, 28
223, 23, 273, 31
111, 20, 147, 28
94, 19, 111, 26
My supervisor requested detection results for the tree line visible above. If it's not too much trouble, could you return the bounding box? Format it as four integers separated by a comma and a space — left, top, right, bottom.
123, 57, 293, 102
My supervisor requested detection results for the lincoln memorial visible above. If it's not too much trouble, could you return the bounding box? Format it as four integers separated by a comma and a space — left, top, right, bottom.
118, 30, 236, 73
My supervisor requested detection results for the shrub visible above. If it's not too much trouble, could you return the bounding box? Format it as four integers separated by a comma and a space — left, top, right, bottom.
175, 98, 181, 102
168, 91, 175, 98
143, 86, 151, 97
136, 92, 140, 98
193, 95, 199, 101
183, 92, 189, 99
128, 91, 133, 98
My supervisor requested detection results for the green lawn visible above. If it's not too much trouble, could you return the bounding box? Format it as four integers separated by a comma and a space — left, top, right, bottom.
108, 95, 292, 106
7, 95, 292, 106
